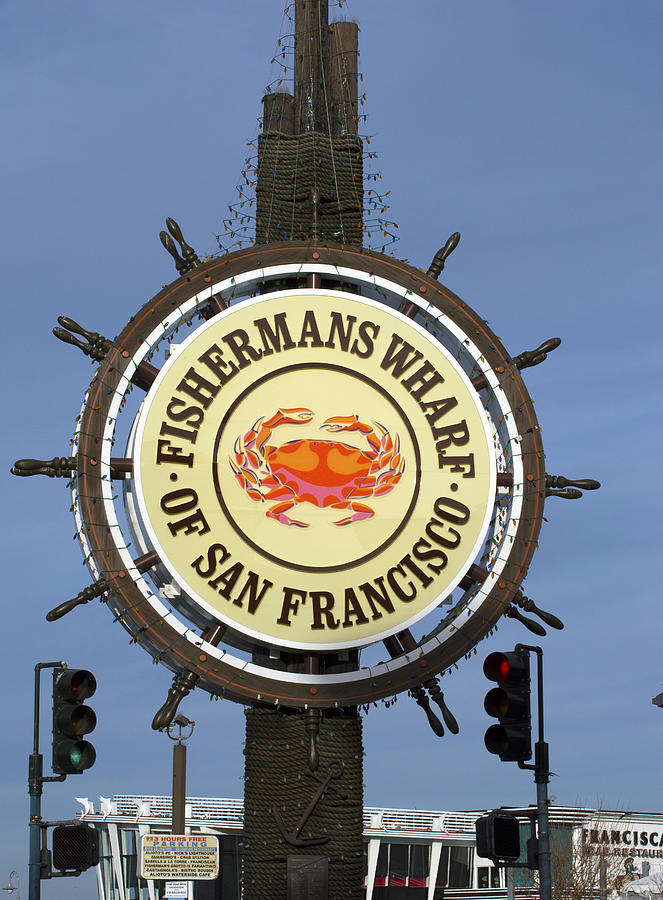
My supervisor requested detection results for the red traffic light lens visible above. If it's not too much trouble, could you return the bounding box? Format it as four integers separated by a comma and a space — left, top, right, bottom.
68, 670, 96, 701
55, 669, 96, 701
483, 651, 527, 685
484, 652, 510, 682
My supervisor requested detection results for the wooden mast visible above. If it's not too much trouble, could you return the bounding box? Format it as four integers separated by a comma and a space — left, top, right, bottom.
243, 5, 365, 898
255, 0, 363, 246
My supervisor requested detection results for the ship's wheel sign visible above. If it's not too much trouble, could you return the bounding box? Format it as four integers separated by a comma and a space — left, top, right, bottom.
132, 290, 495, 650
18, 243, 585, 710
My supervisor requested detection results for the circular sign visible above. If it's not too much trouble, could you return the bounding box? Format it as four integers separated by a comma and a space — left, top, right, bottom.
68, 243, 546, 708
133, 290, 495, 649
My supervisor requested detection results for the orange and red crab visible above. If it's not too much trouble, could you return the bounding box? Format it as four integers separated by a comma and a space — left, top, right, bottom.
229, 407, 405, 527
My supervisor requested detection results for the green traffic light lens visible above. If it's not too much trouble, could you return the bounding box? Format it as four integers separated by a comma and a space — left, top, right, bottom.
484, 724, 531, 761
485, 724, 509, 755
70, 745, 83, 767
56, 740, 96, 773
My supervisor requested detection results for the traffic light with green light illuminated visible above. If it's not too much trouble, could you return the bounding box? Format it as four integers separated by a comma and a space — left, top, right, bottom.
52, 667, 97, 774
483, 648, 532, 762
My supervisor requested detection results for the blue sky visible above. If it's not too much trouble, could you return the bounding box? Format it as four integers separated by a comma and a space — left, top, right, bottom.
1, 1, 662, 896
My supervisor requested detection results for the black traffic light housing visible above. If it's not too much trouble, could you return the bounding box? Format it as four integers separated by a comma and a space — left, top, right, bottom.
483, 648, 532, 762
52, 824, 100, 871
476, 810, 521, 863
52, 667, 97, 774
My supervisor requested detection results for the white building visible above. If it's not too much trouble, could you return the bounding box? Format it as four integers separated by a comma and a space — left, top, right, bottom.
77, 796, 663, 900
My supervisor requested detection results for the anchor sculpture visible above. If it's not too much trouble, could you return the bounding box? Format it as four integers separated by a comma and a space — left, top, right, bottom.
272, 761, 347, 848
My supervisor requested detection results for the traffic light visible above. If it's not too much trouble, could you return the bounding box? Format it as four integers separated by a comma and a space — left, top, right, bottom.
476, 810, 521, 863
483, 648, 532, 762
52, 824, 99, 871
52, 667, 97, 774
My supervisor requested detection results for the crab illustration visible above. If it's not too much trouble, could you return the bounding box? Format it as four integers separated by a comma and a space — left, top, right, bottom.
229, 407, 405, 527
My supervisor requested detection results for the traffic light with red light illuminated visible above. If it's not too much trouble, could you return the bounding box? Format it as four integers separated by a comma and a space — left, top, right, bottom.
483, 648, 532, 762
52, 668, 97, 774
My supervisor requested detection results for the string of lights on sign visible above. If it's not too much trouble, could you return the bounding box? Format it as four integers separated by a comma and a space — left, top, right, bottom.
214, 0, 400, 257
60, 250, 548, 714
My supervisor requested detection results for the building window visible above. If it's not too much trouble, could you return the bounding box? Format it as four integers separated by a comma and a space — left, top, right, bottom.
479, 865, 501, 888
448, 846, 472, 888
120, 829, 138, 900
375, 842, 389, 887
367, 842, 437, 892
410, 844, 430, 888
388, 843, 409, 886
220, 835, 242, 900
99, 828, 117, 900
435, 845, 450, 887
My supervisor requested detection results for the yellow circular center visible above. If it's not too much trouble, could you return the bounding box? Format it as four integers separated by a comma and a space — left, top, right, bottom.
134, 291, 495, 649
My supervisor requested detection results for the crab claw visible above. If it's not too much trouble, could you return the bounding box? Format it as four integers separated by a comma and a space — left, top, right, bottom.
321, 414, 359, 432
273, 407, 314, 425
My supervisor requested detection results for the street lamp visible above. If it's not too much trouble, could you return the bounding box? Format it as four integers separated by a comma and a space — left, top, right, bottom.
2, 871, 20, 899
167, 714, 195, 835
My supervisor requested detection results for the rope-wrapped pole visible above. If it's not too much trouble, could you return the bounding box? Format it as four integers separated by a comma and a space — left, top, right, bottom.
243, 707, 364, 899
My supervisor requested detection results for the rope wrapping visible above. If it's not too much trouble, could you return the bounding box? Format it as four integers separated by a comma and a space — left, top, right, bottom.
243, 707, 364, 898
256, 132, 364, 245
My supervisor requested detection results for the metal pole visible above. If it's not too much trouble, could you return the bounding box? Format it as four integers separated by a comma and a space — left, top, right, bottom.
29, 666, 42, 900
29, 662, 66, 900
172, 743, 186, 834
535, 754, 552, 900
533, 648, 551, 900
507, 864, 515, 900
516, 645, 552, 900
28, 762, 42, 900
29, 666, 43, 900
600, 859, 608, 900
